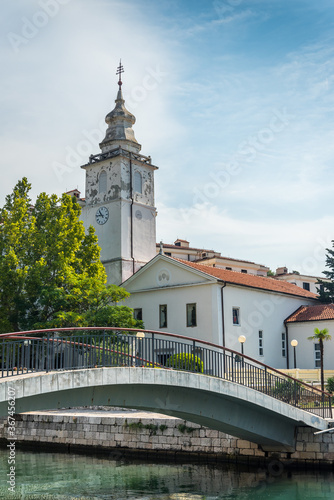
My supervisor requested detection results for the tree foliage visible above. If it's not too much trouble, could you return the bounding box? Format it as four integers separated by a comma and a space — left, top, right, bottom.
0, 178, 142, 333
317, 241, 334, 302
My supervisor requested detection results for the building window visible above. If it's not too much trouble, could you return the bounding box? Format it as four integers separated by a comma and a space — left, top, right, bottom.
134, 171, 142, 194
232, 308, 240, 325
281, 332, 286, 357
226, 267, 232, 270
241, 269, 247, 274
159, 305, 167, 328
303, 282, 310, 291
99, 170, 107, 193
164, 252, 171, 256
186, 303, 197, 327
314, 344, 321, 368
258, 330, 263, 356
134, 308, 142, 321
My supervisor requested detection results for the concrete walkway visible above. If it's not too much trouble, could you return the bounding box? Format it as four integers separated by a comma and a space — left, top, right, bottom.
23, 407, 176, 419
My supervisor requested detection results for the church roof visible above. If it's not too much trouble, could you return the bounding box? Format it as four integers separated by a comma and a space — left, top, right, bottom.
174, 258, 318, 299
285, 304, 334, 323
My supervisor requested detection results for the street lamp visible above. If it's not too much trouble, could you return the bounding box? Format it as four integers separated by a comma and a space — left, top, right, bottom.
136, 331, 145, 366
238, 335, 246, 355
291, 339, 298, 369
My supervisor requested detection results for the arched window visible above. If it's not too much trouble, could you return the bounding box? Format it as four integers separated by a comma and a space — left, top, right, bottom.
134, 171, 142, 194
99, 170, 107, 193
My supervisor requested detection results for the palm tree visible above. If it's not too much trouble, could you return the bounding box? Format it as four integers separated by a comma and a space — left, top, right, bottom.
308, 328, 332, 391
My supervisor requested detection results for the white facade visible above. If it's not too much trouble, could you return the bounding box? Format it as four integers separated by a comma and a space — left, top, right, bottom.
285, 321, 334, 370
222, 285, 316, 369
123, 255, 317, 369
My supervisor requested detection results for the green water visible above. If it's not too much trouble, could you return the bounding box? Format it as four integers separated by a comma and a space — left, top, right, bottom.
0, 448, 333, 499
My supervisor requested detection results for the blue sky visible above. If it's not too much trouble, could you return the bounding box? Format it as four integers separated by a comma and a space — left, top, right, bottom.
1, 0, 334, 275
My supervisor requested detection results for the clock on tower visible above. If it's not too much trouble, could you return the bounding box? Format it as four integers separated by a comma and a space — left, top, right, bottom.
80, 61, 158, 285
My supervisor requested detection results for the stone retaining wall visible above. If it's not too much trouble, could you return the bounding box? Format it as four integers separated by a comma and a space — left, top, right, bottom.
0, 412, 333, 468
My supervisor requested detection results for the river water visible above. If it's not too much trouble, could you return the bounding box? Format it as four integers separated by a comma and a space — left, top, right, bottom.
0, 448, 333, 499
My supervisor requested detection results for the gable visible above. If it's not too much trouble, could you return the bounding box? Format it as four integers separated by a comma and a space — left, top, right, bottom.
123, 255, 216, 293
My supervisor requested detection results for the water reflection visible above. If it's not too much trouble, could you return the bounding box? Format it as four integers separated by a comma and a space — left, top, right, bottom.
0, 448, 333, 499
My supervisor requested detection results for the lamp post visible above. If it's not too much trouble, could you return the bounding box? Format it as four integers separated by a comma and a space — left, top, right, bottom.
238, 335, 246, 355
136, 331, 145, 367
238, 335, 246, 378
291, 339, 298, 369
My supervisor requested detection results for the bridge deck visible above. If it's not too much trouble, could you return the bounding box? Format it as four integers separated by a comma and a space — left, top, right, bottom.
0, 367, 329, 452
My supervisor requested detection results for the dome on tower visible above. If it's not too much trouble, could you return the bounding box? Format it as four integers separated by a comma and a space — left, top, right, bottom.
99, 66, 141, 154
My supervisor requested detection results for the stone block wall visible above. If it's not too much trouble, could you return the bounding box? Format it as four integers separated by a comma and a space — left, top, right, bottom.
0, 413, 333, 467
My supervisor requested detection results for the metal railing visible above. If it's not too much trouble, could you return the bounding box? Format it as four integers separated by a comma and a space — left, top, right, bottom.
0, 328, 332, 418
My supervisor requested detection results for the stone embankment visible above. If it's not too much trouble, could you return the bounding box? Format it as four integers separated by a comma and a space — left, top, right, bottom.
0, 409, 333, 468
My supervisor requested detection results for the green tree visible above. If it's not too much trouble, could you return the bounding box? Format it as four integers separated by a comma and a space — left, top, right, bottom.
317, 241, 334, 302
308, 328, 332, 392
0, 178, 141, 332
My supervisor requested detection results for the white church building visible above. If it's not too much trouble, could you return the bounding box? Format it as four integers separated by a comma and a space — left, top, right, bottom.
76, 64, 333, 371
122, 253, 318, 370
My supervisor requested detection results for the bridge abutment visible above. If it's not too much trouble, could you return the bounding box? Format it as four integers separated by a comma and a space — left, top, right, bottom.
0, 409, 333, 468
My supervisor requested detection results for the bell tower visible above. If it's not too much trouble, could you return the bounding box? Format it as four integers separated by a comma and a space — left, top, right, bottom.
81, 62, 158, 285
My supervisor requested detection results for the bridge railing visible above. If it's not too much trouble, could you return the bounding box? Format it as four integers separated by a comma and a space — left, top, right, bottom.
0, 327, 332, 418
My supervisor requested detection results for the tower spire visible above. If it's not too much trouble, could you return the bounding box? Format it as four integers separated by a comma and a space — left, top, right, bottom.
99, 60, 141, 154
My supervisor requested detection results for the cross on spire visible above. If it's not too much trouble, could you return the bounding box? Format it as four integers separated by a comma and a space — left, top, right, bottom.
116, 60, 124, 88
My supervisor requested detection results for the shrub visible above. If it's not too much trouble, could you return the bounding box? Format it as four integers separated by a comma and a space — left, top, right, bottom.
271, 379, 300, 403
166, 353, 204, 373
326, 377, 334, 394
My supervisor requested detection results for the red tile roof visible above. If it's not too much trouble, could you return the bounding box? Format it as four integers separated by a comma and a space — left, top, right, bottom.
285, 304, 334, 323
174, 259, 318, 299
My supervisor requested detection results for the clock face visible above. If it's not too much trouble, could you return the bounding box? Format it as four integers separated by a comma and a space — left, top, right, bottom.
95, 206, 109, 225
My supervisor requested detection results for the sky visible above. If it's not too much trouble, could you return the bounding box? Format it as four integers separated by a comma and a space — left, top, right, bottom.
1, 0, 334, 276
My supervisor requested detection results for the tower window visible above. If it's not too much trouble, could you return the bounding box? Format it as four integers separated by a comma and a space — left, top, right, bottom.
134, 171, 142, 194
303, 282, 310, 291
99, 170, 107, 193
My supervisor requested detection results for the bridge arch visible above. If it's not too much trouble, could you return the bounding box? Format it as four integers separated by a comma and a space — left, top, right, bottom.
0, 367, 327, 451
